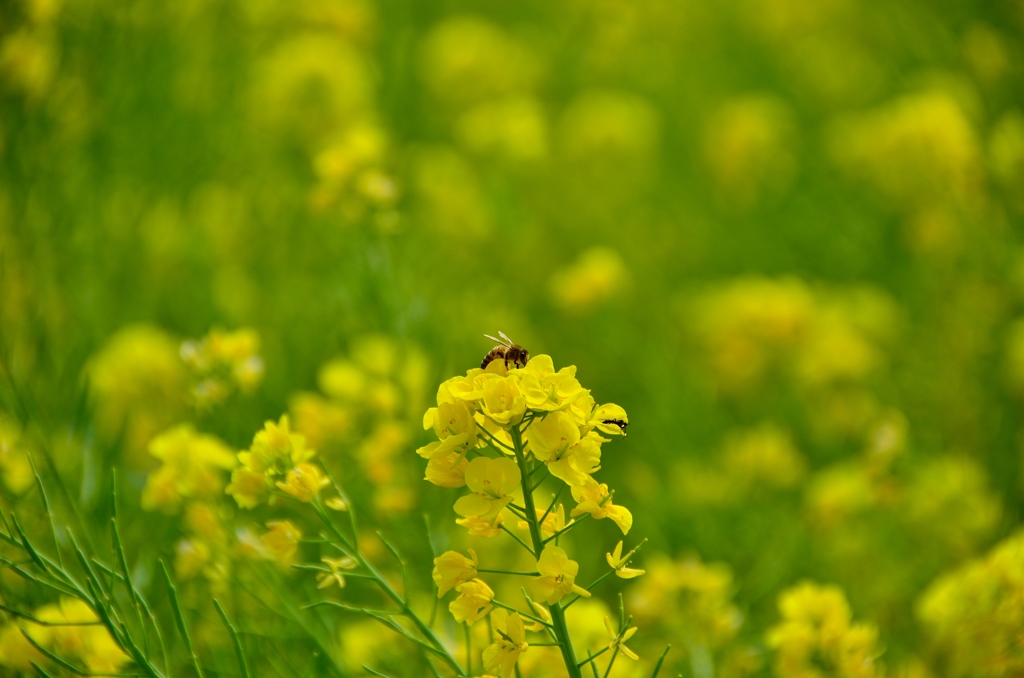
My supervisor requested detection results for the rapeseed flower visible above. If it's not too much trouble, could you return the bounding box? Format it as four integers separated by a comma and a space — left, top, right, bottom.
227, 415, 317, 508
456, 513, 505, 537
450, 578, 495, 624
454, 456, 520, 519
605, 616, 640, 661
317, 556, 358, 589
262, 520, 302, 565
142, 425, 236, 513
433, 549, 479, 596
518, 504, 570, 537
529, 545, 590, 604
276, 462, 330, 502
571, 477, 633, 534
516, 355, 588, 413
483, 609, 528, 678
425, 451, 470, 487
526, 410, 601, 486
606, 541, 645, 579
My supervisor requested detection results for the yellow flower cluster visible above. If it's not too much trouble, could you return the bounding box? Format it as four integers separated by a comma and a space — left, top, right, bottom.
290, 335, 429, 511
549, 246, 630, 313
690, 278, 898, 439
86, 325, 187, 463
141, 424, 236, 513
630, 554, 743, 649
180, 327, 264, 408
0, 598, 128, 674
677, 423, 807, 506
420, 354, 631, 535
767, 581, 883, 678
226, 415, 327, 509
916, 530, 1024, 677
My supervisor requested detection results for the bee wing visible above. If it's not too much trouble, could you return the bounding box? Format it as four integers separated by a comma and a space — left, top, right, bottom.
497, 331, 514, 345
484, 333, 511, 347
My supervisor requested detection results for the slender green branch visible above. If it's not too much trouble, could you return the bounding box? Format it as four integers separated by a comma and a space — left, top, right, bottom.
651, 645, 671, 677
539, 485, 566, 531
498, 524, 535, 555
490, 600, 553, 629
213, 599, 251, 678
542, 514, 590, 545
577, 647, 610, 667
477, 568, 539, 576
311, 502, 467, 676
159, 560, 203, 678
0, 602, 102, 626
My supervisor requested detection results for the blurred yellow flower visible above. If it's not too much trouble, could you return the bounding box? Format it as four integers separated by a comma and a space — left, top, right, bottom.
262, 520, 302, 565
767, 581, 882, 678
604, 616, 639, 661
549, 247, 630, 312
317, 556, 358, 589
141, 425, 236, 513
0, 417, 34, 495
276, 462, 330, 502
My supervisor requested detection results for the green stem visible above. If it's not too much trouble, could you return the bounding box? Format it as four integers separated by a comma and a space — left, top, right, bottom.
477, 569, 539, 576
311, 503, 466, 676
509, 425, 583, 678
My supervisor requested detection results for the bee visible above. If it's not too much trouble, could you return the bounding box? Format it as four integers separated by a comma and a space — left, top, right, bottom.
481, 332, 530, 370
602, 419, 629, 435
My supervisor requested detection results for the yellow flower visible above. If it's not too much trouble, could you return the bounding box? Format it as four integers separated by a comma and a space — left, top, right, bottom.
605, 616, 639, 661
225, 467, 271, 509
456, 513, 505, 537
181, 327, 264, 407
175, 538, 212, 580
425, 451, 470, 488
516, 355, 588, 413
261, 520, 302, 565
450, 578, 495, 624
606, 541, 645, 579
0, 417, 35, 495
767, 581, 883, 678
276, 462, 330, 502
454, 456, 520, 519
141, 425, 236, 513
426, 400, 478, 440
483, 609, 529, 678
517, 504, 569, 537
228, 415, 318, 508
529, 545, 590, 605
481, 375, 527, 427
185, 502, 226, 542
571, 477, 633, 534
433, 549, 479, 597
239, 415, 315, 475
526, 410, 601, 486
317, 556, 358, 589
36, 599, 130, 673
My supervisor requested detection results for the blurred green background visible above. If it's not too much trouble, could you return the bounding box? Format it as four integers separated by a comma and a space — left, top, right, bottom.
2, 0, 1024, 676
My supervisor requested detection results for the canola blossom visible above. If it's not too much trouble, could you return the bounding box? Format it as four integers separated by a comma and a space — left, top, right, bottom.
418, 353, 642, 677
